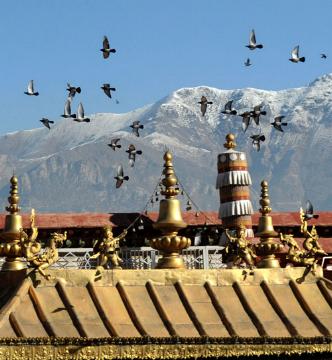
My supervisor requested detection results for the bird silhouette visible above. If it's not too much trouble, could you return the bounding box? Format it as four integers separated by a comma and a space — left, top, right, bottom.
130, 121, 144, 137
66, 83, 81, 99
74, 103, 90, 122
101, 36, 116, 59
198, 96, 213, 116
321, 53, 327, 59
115, 99, 120, 104
114, 165, 129, 188
289, 46, 305, 63
24, 80, 39, 96
303, 200, 319, 220
244, 58, 252, 66
40, 118, 54, 130
101, 83, 116, 99
221, 100, 237, 115
108, 138, 122, 151
240, 112, 251, 132
126, 144, 143, 167
250, 134, 265, 152
271, 116, 287, 132
246, 30, 263, 50
61, 99, 76, 118
251, 105, 266, 126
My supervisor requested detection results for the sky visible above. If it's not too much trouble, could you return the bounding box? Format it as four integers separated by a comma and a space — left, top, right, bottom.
0, 0, 331, 134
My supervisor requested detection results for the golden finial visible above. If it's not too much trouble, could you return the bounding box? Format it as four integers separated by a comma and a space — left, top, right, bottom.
161, 151, 179, 199
5, 175, 20, 215
259, 180, 272, 215
223, 133, 236, 150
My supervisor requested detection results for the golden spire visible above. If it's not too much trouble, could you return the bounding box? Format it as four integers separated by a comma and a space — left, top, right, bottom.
161, 151, 179, 199
6, 175, 20, 215
223, 133, 236, 150
255, 180, 282, 268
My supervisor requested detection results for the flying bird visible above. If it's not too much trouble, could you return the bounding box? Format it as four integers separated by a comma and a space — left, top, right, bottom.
244, 58, 252, 67
114, 165, 129, 188
130, 120, 144, 137
24, 80, 39, 96
250, 134, 265, 152
289, 46, 305, 63
101, 83, 116, 99
240, 112, 251, 132
271, 116, 287, 132
61, 99, 76, 118
321, 53, 327, 59
126, 144, 142, 167
115, 99, 120, 104
40, 118, 54, 130
198, 96, 213, 116
101, 36, 116, 59
66, 83, 81, 99
221, 100, 237, 115
108, 138, 122, 151
74, 103, 90, 122
302, 200, 319, 220
251, 104, 266, 126
246, 29, 263, 50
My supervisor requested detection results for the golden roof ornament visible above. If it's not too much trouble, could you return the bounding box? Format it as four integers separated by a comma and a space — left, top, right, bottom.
150, 151, 191, 268
223, 133, 236, 150
255, 180, 283, 268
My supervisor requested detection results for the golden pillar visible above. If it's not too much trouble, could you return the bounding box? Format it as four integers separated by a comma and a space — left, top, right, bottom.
255, 180, 283, 268
150, 152, 191, 268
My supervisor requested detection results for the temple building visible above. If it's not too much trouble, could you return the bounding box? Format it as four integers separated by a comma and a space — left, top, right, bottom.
0, 135, 331, 359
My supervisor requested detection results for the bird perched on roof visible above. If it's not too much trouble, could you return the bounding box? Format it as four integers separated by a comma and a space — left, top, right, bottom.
114, 165, 129, 188
126, 144, 143, 167
130, 121, 144, 137
24, 80, 39, 96
61, 99, 76, 119
239, 112, 251, 132
302, 200, 319, 220
250, 134, 265, 152
221, 100, 237, 115
246, 29, 263, 50
289, 46, 305, 63
198, 96, 213, 116
108, 138, 121, 151
251, 104, 266, 126
244, 58, 252, 67
74, 103, 90, 122
101, 36, 116, 59
321, 53, 327, 59
271, 116, 287, 132
40, 118, 54, 130
66, 83, 81, 99
101, 84, 116, 99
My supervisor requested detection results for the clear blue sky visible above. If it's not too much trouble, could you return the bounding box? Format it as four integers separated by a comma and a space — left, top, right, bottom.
0, 0, 331, 134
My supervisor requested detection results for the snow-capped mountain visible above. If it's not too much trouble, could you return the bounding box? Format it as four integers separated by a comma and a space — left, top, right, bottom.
0, 73, 332, 213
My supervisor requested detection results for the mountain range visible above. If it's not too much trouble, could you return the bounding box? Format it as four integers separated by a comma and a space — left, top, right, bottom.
0, 73, 331, 213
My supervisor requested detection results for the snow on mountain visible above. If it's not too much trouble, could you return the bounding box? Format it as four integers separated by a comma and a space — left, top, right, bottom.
0, 74, 331, 213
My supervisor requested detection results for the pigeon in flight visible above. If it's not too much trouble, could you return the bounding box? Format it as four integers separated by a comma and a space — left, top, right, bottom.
108, 138, 122, 151
66, 83, 81, 99
40, 118, 54, 130
61, 99, 76, 118
101, 36, 116, 59
240, 112, 251, 132
250, 134, 265, 152
101, 83, 116, 99
251, 104, 266, 126
126, 144, 143, 167
221, 100, 237, 115
130, 120, 144, 137
271, 116, 287, 132
114, 165, 129, 188
289, 46, 305, 63
321, 53, 327, 59
244, 58, 252, 67
24, 80, 39, 96
115, 99, 120, 104
198, 96, 213, 116
303, 200, 319, 220
246, 29, 263, 50
74, 103, 90, 122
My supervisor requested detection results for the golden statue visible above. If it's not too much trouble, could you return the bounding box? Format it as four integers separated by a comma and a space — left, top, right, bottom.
224, 226, 256, 269
91, 226, 127, 269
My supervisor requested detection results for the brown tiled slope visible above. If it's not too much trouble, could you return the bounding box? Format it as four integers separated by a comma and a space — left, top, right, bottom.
0, 268, 331, 338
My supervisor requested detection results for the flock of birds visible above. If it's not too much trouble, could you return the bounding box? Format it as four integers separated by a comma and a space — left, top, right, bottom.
197, 29, 327, 151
